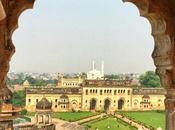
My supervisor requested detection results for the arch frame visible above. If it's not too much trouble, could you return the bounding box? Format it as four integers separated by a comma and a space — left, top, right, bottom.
104, 98, 111, 111
0, 0, 175, 129
117, 98, 125, 110
89, 98, 98, 111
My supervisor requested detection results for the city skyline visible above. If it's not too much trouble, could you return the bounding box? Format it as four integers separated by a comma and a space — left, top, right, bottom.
11, 0, 155, 73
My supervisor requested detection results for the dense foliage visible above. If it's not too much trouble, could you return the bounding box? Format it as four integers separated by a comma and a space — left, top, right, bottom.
7, 76, 57, 86
12, 90, 26, 107
139, 71, 161, 88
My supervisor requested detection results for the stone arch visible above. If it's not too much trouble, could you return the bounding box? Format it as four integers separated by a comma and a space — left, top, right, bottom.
123, 0, 174, 89
0, 0, 35, 101
90, 98, 97, 111
0, 0, 175, 129
118, 98, 125, 110
133, 99, 139, 109
104, 98, 111, 111
70, 100, 78, 111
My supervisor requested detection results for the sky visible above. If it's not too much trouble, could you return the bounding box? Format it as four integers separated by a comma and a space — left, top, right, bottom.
11, 0, 155, 74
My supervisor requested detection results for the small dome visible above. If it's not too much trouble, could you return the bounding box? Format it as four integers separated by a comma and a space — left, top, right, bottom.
142, 95, 150, 99
60, 95, 68, 99
36, 97, 52, 110
23, 80, 30, 87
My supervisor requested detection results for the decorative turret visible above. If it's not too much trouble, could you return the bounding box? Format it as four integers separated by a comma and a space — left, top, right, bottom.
23, 80, 30, 88
35, 97, 54, 129
36, 97, 52, 110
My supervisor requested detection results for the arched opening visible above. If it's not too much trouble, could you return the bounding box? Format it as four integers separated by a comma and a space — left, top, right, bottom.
118, 99, 124, 110
104, 99, 111, 111
71, 100, 78, 111
11, 0, 154, 75
90, 98, 97, 111
133, 99, 139, 109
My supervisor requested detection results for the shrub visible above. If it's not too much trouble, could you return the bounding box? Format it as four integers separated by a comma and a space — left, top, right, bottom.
20, 109, 27, 115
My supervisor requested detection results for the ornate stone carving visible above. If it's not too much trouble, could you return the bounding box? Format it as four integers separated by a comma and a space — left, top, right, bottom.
123, 0, 175, 129
0, 0, 35, 100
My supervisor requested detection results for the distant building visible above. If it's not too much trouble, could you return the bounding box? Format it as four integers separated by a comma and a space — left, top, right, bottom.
87, 61, 104, 80
23, 80, 30, 88
25, 63, 165, 112
25, 79, 165, 112
57, 76, 83, 88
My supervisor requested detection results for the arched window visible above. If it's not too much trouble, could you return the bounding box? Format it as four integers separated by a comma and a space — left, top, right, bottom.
86, 89, 88, 95
100, 90, 103, 95
114, 90, 117, 95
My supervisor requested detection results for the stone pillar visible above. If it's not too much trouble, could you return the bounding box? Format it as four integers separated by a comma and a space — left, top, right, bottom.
165, 89, 175, 130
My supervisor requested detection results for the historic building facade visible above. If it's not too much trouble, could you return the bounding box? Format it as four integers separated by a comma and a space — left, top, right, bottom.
26, 78, 166, 112
57, 76, 83, 88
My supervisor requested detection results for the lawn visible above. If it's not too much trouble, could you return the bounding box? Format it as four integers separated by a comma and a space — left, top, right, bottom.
83, 117, 137, 130
118, 111, 165, 130
27, 112, 35, 116
53, 111, 98, 122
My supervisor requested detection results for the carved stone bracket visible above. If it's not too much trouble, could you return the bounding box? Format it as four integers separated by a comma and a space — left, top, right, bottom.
0, 0, 35, 100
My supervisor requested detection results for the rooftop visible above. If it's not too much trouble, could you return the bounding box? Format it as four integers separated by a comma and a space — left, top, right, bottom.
83, 80, 133, 87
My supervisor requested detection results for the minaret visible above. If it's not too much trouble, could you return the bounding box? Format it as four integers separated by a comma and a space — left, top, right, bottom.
101, 61, 104, 76
92, 61, 95, 70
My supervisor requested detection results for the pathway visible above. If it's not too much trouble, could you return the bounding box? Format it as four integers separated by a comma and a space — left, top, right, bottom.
113, 113, 150, 130
74, 113, 106, 124
56, 113, 105, 130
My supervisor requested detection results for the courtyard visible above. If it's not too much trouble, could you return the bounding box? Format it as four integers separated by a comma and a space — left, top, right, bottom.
82, 117, 137, 130
26, 111, 165, 130
118, 111, 165, 130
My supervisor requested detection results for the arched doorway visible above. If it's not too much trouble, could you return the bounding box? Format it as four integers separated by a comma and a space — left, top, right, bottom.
104, 99, 111, 111
90, 98, 97, 111
118, 99, 124, 110
133, 99, 139, 109
71, 100, 78, 111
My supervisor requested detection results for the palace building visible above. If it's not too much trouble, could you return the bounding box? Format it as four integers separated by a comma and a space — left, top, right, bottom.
25, 78, 166, 112
25, 62, 165, 112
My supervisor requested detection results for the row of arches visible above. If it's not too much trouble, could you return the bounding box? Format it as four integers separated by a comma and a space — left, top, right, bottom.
89, 98, 124, 111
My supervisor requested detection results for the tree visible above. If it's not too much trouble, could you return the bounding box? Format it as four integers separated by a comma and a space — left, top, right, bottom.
20, 109, 28, 115
139, 71, 161, 88
12, 90, 26, 107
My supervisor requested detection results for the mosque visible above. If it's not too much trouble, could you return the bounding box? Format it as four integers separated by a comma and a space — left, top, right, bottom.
25, 61, 166, 112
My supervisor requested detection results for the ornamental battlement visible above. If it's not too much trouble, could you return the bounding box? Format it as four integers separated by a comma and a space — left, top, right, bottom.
26, 87, 82, 95
133, 88, 166, 95
83, 80, 132, 87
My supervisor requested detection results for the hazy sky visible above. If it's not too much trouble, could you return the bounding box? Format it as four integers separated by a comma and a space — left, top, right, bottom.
11, 0, 155, 74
